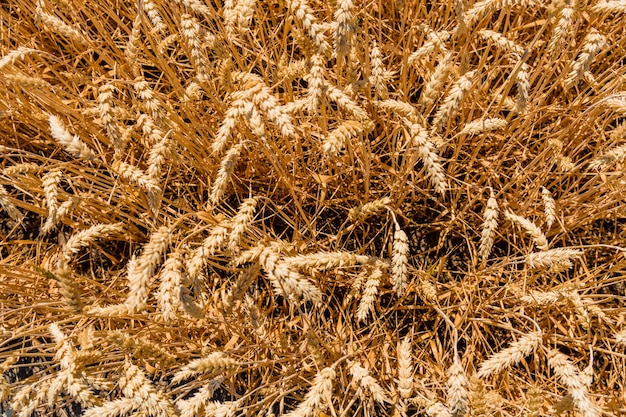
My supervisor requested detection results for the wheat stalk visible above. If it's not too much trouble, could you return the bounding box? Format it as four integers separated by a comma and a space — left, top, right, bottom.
504, 210, 548, 250
479, 189, 499, 262
284, 367, 336, 417
349, 360, 388, 404
477, 331, 542, 378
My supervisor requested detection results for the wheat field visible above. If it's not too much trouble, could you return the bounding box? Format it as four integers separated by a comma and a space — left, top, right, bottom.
1, 0, 626, 416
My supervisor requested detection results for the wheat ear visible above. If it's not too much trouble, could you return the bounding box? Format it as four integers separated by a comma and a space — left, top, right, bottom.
397, 337, 414, 399
284, 367, 336, 417
540, 187, 556, 228
460, 118, 507, 136
210, 143, 243, 206
420, 53, 454, 110
82, 398, 135, 417
119, 361, 176, 417
105, 331, 176, 367
180, 14, 212, 82
334, 0, 354, 56
228, 197, 259, 253
141, 0, 166, 32
349, 361, 388, 404
176, 382, 233, 417
59, 223, 124, 271
134, 76, 165, 121
477, 331, 542, 378
546, 348, 599, 417
157, 250, 185, 322
97, 84, 124, 156
173, 352, 239, 383
548, 5, 575, 55
447, 357, 469, 417
284, 251, 373, 271
42, 169, 62, 229
259, 246, 323, 305
427, 402, 452, 417
432, 70, 475, 133
323, 120, 368, 157
515, 62, 530, 113
369, 41, 390, 98
0, 184, 22, 221
592, 0, 626, 14
392, 223, 409, 297
408, 28, 451, 66
0, 47, 40, 72
407, 120, 447, 194
564, 29, 606, 89
187, 222, 230, 280
35, 1, 87, 45
504, 210, 548, 251
125, 226, 171, 312
615, 330, 626, 345
357, 266, 383, 322
479, 29, 524, 54
125, 14, 141, 76
348, 197, 392, 221
479, 189, 498, 262
49, 114, 96, 160
325, 85, 369, 120
287, 0, 329, 52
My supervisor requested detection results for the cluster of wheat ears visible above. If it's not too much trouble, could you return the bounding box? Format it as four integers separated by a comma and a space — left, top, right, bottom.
1, 0, 626, 416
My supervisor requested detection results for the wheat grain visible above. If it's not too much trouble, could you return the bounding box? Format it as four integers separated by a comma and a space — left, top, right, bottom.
548, 6, 575, 56
392, 224, 409, 297
49, 114, 96, 161
0, 47, 40, 72
397, 337, 413, 399
447, 357, 468, 417
460, 118, 507, 135
173, 352, 239, 383
565, 29, 606, 89
259, 246, 323, 305
125, 226, 171, 312
432, 70, 475, 133
477, 331, 542, 378
357, 266, 382, 322
504, 210, 548, 250
407, 120, 447, 194
546, 348, 599, 417
349, 361, 388, 404
120, 361, 176, 417
284, 367, 336, 417
0, 183, 22, 221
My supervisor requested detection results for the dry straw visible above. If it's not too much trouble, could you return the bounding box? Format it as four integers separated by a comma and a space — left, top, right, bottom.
477, 331, 542, 378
